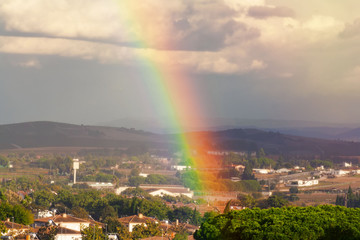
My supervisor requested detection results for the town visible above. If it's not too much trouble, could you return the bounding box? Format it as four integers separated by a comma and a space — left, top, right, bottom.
0, 142, 360, 239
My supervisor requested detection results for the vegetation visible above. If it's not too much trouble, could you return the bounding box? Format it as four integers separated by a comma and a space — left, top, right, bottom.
195, 205, 360, 240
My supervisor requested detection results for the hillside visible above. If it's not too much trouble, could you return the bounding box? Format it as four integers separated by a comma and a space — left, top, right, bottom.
0, 121, 169, 150
1, 121, 360, 157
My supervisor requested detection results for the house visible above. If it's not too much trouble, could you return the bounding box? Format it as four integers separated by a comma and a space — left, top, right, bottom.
285, 179, 318, 187
253, 169, 272, 174
2, 219, 31, 237
139, 173, 149, 178
333, 170, 350, 176
118, 214, 158, 232
53, 227, 82, 240
33, 213, 102, 232
171, 165, 191, 171
276, 168, 291, 174
116, 185, 194, 198
140, 185, 194, 198
344, 162, 352, 167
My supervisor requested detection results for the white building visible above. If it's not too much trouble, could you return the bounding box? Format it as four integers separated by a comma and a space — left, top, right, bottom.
344, 162, 352, 167
286, 179, 319, 187
276, 168, 292, 174
54, 227, 82, 240
115, 185, 194, 198
33, 213, 102, 232
333, 169, 350, 176
253, 169, 272, 174
171, 165, 191, 171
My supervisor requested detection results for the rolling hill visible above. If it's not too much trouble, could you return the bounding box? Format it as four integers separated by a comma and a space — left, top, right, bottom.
1, 121, 360, 157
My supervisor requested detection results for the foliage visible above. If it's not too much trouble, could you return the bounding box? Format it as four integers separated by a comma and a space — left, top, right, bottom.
0, 155, 9, 167
0, 202, 33, 225
37, 226, 59, 240
71, 206, 89, 219
168, 206, 202, 225
33, 189, 56, 207
116, 223, 132, 240
81, 225, 107, 240
289, 186, 299, 194
241, 164, 255, 180
131, 221, 161, 239
335, 186, 360, 208
128, 176, 146, 187
0, 222, 6, 236
195, 205, 360, 240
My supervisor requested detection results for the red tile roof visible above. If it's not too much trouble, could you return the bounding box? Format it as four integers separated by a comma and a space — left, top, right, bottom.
118, 215, 157, 225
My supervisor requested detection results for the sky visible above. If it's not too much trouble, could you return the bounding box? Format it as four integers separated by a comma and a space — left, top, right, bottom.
1, 0, 360, 128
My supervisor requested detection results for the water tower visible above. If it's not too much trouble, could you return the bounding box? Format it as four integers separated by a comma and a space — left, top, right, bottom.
73, 158, 79, 184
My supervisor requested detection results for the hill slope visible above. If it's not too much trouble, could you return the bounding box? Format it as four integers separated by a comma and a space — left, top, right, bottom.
0, 121, 168, 150
1, 121, 360, 157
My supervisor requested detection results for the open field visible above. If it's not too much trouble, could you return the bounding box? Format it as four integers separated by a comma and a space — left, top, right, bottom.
0, 167, 49, 179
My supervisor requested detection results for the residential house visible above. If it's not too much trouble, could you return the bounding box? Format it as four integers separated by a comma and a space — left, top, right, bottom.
2, 220, 31, 237
33, 213, 102, 232
118, 214, 158, 232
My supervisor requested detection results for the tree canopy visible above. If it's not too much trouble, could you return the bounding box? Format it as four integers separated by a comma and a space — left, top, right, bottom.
194, 205, 360, 240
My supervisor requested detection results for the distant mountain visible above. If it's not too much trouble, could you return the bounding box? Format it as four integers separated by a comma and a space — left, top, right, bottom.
182, 128, 360, 157
100, 118, 360, 138
336, 128, 360, 142
0, 121, 169, 150
2, 121, 360, 157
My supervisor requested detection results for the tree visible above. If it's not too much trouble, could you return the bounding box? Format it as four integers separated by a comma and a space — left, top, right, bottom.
71, 206, 89, 219
37, 226, 59, 240
241, 164, 255, 180
194, 205, 360, 240
33, 189, 56, 207
0, 156, 9, 167
131, 221, 161, 239
266, 195, 289, 208
289, 186, 299, 194
116, 224, 131, 240
81, 225, 107, 240
0, 222, 6, 236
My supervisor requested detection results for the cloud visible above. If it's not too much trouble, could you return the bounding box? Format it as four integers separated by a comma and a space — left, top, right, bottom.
15, 59, 41, 68
0, 0, 249, 52
247, 6, 295, 19
339, 18, 360, 38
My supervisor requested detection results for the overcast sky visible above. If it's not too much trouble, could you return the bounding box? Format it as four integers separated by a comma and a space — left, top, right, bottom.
1, 0, 360, 127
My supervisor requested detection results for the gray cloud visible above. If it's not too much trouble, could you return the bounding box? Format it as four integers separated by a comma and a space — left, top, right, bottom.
247, 6, 295, 19
339, 18, 360, 38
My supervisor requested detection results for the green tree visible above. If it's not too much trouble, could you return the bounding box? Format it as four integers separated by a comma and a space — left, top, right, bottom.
116, 224, 132, 240
241, 164, 255, 180
289, 186, 299, 194
81, 225, 107, 240
0, 156, 9, 167
195, 205, 360, 240
131, 221, 161, 239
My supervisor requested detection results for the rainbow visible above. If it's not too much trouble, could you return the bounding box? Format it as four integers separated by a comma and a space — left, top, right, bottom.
114, 1, 223, 191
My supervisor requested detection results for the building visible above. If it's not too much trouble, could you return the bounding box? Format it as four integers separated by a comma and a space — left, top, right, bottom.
116, 185, 194, 198
276, 168, 292, 174
171, 165, 191, 171
2, 219, 31, 237
53, 227, 82, 240
253, 169, 272, 174
118, 214, 158, 232
33, 213, 102, 232
285, 179, 319, 187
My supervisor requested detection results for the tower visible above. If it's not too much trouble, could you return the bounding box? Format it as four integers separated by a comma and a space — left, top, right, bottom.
73, 158, 79, 184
